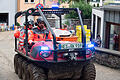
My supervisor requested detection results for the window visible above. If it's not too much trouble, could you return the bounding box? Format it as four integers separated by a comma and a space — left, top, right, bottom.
109, 24, 120, 51
91, 0, 100, 2
25, 0, 28, 2
31, 0, 34, 2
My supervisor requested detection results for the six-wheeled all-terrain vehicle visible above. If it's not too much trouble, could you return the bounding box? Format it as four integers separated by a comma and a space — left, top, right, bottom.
14, 7, 96, 80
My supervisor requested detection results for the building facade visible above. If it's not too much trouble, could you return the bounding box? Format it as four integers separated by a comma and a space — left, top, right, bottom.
103, 0, 120, 5
17, 0, 69, 26
17, 0, 58, 11
90, 0, 103, 6
91, 5, 120, 51
0, 0, 17, 27
90, 0, 120, 7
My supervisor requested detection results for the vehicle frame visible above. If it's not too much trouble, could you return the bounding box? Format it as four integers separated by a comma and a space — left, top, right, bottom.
14, 7, 96, 80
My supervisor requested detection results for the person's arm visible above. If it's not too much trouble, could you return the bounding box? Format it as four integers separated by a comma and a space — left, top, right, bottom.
14, 30, 20, 38
48, 31, 53, 40
28, 30, 34, 44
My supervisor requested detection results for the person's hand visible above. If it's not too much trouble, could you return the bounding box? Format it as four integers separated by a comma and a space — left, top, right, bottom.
28, 40, 33, 45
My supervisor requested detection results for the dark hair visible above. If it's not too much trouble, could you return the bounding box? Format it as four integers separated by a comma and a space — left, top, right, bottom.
36, 18, 47, 28
37, 18, 44, 23
114, 31, 117, 34
97, 35, 100, 38
63, 24, 67, 28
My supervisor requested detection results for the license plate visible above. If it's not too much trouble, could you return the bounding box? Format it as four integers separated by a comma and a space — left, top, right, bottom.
59, 43, 82, 49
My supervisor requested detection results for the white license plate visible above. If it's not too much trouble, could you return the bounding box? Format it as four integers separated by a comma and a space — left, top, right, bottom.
59, 43, 82, 49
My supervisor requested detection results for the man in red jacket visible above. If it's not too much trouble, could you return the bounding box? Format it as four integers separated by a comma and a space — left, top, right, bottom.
32, 18, 52, 42
14, 20, 34, 49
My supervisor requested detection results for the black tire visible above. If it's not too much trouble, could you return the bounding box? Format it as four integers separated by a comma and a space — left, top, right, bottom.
80, 62, 96, 80
28, 64, 47, 80
14, 54, 19, 74
25, 68, 31, 80
17, 57, 24, 79
22, 60, 30, 80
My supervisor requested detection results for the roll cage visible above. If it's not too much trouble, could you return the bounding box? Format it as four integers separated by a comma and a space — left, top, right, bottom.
15, 7, 87, 62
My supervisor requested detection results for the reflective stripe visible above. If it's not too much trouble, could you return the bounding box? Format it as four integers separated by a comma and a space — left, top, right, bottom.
19, 37, 23, 40
20, 30, 25, 36
18, 44, 24, 47
19, 39, 24, 42
18, 43, 24, 45
19, 43, 24, 45
19, 36, 24, 42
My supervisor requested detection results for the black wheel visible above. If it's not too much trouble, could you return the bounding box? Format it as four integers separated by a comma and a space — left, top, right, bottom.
17, 56, 24, 79
23, 64, 34, 80
80, 62, 96, 80
28, 64, 47, 80
22, 60, 30, 80
25, 68, 31, 80
14, 54, 19, 74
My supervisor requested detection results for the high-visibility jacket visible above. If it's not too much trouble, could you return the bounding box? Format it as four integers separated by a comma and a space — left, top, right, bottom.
14, 30, 20, 38
32, 27, 52, 41
16, 28, 25, 48
14, 27, 34, 48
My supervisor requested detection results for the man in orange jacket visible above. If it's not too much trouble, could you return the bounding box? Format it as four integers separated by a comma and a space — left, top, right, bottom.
14, 20, 34, 49
32, 18, 52, 42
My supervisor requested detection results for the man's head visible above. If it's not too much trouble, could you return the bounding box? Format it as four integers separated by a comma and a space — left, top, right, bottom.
28, 20, 34, 29
37, 18, 45, 29
97, 35, 100, 39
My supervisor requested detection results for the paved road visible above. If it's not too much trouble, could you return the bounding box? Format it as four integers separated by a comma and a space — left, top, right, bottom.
0, 31, 120, 80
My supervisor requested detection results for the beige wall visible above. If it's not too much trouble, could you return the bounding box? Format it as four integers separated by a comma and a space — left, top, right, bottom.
17, 0, 69, 25
18, 0, 39, 11
18, 0, 61, 11
18, 0, 69, 11
60, 2, 69, 8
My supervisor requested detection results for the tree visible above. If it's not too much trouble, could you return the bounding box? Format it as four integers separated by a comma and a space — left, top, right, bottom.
65, 1, 92, 19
